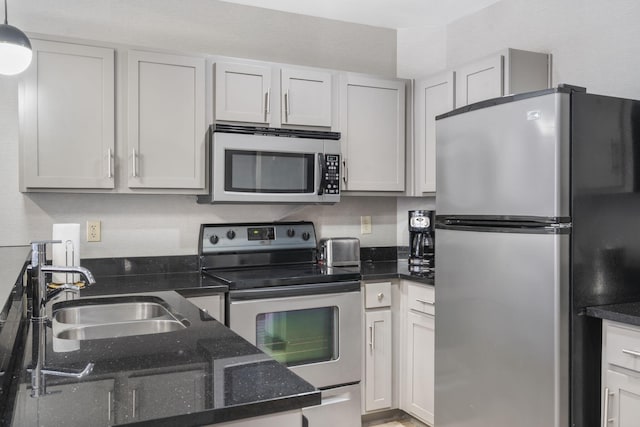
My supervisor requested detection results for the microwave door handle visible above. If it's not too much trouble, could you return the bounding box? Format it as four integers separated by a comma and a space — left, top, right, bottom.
317, 153, 327, 195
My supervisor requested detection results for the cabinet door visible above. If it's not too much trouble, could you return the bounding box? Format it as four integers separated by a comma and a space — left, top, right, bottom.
415, 71, 454, 194
364, 309, 392, 411
215, 62, 271, 124
342, 75, 405, 192
604, 369, 640, 427
455, 54, 503, 107
21, 39, 115, 189
127, 370, 205, 422
127, 50, 206, 189
17, 379, 115, 426
281, 68, 331, 127
404, 311, 435, 424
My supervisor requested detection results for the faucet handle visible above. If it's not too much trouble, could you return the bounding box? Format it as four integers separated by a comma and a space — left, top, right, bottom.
29, 240, 63, 265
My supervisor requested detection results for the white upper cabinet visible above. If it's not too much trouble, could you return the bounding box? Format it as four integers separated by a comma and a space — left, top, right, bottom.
214, 62, 271, 124
127, 50, 206, 189
455, 48, 550, 107
20, 39, 115, 190
341, 74, 406, 192
414, 71, 455, 194
281, 68, 332, 127
214, 61, 333, 128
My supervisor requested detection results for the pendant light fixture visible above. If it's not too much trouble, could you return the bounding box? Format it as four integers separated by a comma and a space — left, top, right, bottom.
0, 0, 32, 75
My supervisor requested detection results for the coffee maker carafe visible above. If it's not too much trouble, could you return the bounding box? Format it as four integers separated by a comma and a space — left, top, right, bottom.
408, 210, 435, 273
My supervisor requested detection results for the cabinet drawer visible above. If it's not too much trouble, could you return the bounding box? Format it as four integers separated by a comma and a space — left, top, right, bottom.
365, 282, 392, 308
605, 321, 640, 372
407, 283, 435, 315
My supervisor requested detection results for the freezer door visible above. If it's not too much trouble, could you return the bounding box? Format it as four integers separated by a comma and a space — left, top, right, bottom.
436, 92, 570, 219
434, 227, 569, 427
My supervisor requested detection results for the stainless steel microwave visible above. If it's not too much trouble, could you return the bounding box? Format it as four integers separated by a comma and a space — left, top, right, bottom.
198, 125, 341, 204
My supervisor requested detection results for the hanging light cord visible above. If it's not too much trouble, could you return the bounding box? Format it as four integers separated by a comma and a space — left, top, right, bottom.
3, 0, 8, 25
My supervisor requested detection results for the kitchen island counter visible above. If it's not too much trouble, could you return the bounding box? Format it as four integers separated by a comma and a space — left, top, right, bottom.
0, 250, 319, 426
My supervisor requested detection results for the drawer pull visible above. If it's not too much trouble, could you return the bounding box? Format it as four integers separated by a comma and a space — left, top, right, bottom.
622, 348, 640, 358
416, 298, 435, 305
377, 292, 384, 301
602, 387, 612, 426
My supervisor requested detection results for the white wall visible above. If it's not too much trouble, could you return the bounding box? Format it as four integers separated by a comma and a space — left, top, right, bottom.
398, 0, 640, 99
0, 0, 399, 258
397, 26, 446, 79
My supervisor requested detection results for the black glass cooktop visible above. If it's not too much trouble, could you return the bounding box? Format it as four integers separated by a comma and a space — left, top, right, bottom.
202, 264, 361, 290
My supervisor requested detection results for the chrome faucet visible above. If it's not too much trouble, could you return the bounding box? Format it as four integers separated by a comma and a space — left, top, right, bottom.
28, 240, 96, 320
27, 240, 96, 396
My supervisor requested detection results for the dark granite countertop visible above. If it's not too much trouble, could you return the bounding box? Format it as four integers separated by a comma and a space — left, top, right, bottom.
7, 290, 319, 426
361, 260, 434, 286
587, 302, 640, 327
0, 252, 319, 426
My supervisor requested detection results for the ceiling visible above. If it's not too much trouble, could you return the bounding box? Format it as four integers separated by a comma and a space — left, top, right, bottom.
218, 0, 504, 29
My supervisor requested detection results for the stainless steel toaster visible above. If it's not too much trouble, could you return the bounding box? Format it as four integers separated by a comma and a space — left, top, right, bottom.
319, 237, 360, 267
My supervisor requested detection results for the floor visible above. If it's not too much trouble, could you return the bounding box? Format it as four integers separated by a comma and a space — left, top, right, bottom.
368, 421, 422, 427
365, 416, 428, 427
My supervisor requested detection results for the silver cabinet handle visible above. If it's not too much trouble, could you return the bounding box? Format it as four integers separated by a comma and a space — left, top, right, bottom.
377, 292, 384, 301
416, 298, 435, 305
107, 148, 113, 179
131, 148, 138, 178
107, 390, 112, 421
622, 348, 640, 358
369, 325, 374, 351
602, 387, 612, 426
132, 388, 137, 419
342, 159, 348, 185
264, 88, 270, 121
284, 90, 290, 122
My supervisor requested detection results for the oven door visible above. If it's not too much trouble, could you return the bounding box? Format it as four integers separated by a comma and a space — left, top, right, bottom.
211, 132, 340, 204
228, 281, 361, 388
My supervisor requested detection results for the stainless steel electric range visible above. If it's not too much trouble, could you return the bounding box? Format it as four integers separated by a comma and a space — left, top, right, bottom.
198, 221, 362, 427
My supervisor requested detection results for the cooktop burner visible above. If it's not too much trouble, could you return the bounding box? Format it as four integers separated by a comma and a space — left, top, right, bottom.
198, 221, 362, 290
203, 265, 361, 290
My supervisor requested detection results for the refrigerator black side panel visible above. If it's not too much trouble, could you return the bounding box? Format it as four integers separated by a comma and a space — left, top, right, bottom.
571, 92, 640, 427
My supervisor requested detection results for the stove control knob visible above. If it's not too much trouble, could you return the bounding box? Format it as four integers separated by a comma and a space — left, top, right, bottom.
302, 231, 310, 241
209, 235, 219, 245
287, 228, 295, 238
227, 230, 236, 240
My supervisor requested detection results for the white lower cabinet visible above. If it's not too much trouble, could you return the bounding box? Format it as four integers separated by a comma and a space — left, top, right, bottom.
602, 320, 640, 427
404, 311, 434, 424
364, 309, 393, 411
400, 280, 435, 425
362, 280, 398, 414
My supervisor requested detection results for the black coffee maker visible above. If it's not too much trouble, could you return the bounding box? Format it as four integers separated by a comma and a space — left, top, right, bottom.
408, 210, 435, 273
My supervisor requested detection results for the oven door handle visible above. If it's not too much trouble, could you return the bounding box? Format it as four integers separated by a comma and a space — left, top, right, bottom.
229, 281, 361, 300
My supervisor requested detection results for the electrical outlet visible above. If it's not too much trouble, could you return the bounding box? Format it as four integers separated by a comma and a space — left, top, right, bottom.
87, 220, 101, 242
360, 216, 372, 234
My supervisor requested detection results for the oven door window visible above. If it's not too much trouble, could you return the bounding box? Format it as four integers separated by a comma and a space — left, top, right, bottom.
256, 307, 337, 366
225, 150, 315, 193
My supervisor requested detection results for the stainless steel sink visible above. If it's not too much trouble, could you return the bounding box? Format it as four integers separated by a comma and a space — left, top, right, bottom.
55, 319, 187, 340
54, 301, 175, 325
51, 295, 190, 341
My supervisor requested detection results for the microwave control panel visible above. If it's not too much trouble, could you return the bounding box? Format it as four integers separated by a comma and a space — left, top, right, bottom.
324, 154, 340, 195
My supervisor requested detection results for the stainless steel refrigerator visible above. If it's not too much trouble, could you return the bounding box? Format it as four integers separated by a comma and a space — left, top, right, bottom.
434, 85, 640, 427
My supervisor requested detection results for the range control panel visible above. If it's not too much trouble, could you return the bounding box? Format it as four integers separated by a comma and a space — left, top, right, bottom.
322, 154, 340, 195
200, 222, 317, 254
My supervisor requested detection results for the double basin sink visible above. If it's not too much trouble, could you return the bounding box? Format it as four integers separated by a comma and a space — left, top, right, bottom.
51, 295, 191, 342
